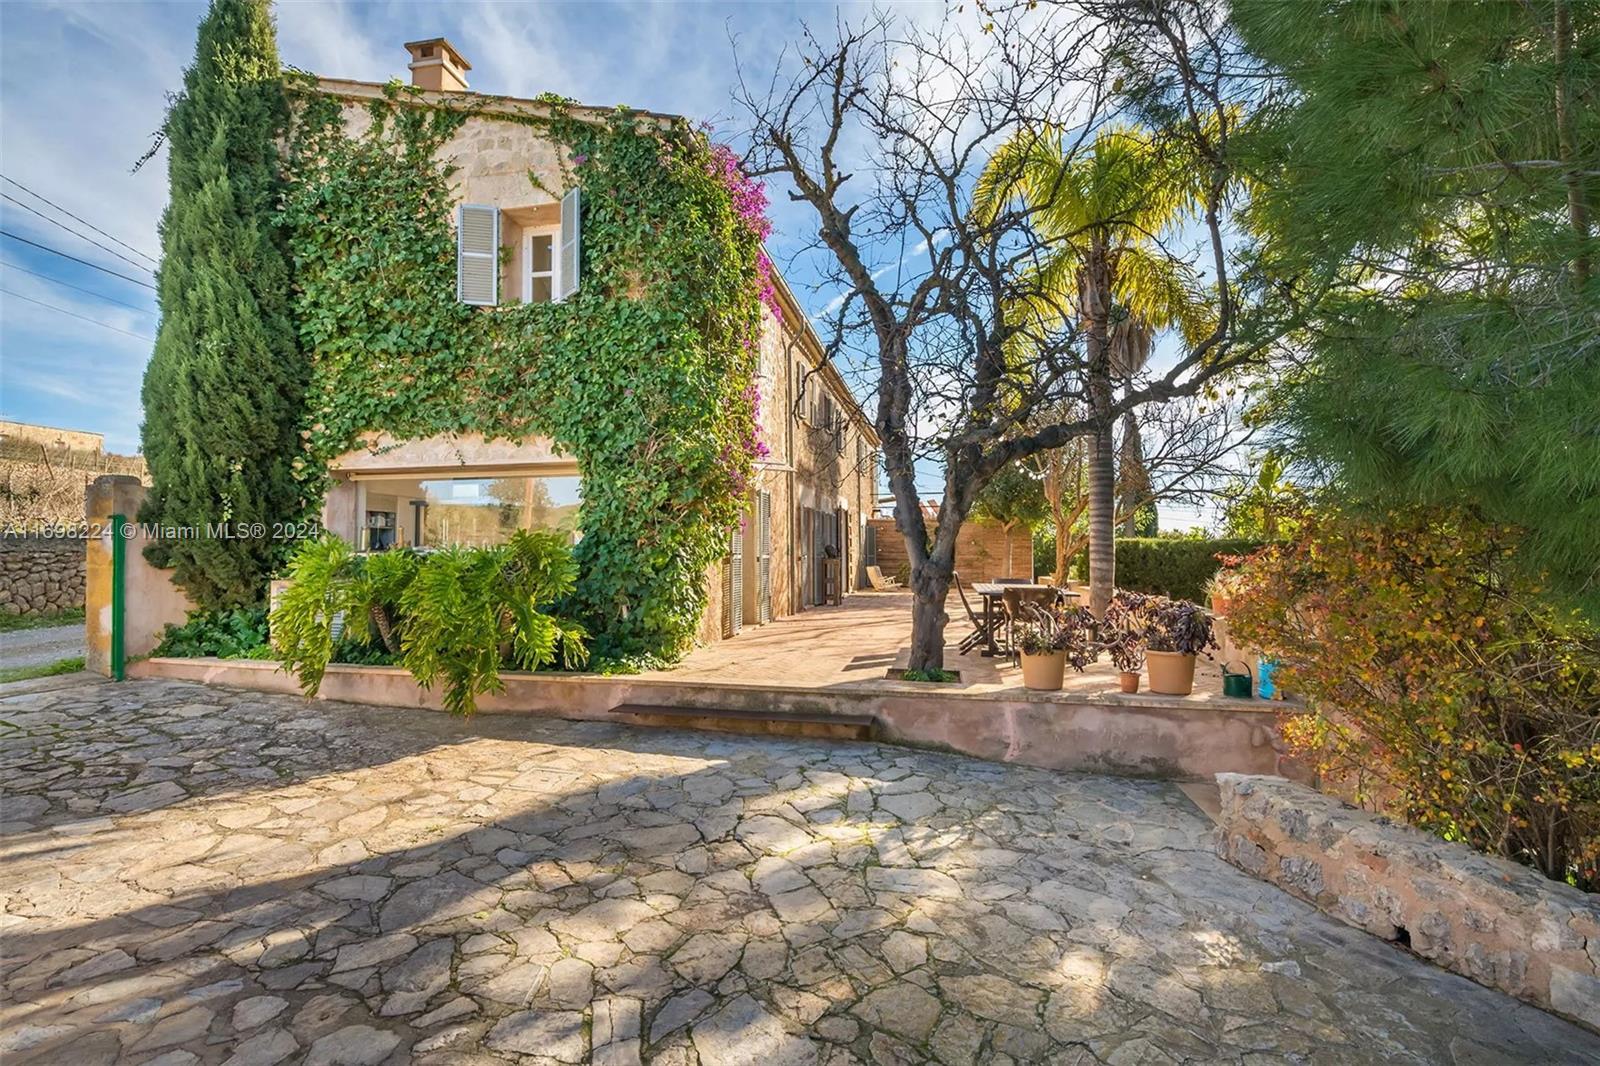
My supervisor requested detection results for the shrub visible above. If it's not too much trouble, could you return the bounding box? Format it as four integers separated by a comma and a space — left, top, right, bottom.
1227, 507, 1600, 890
1112, 537, 1265, 603
272, 532, 589, 715
153, 607, 270, 659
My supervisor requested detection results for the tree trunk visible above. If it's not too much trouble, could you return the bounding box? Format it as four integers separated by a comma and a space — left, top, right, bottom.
1083, 237, 1116, 617
1087, 419, 1116, 615
1053, 504, 1069, 584
907, 549, 953, 671
1554, 0, 1592, 288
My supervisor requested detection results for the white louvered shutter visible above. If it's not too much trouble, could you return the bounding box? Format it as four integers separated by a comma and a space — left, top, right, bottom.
558, 188, 581, 301
457, 204, 499, 305
723, 528, 744, 637
757, 492, 773, 624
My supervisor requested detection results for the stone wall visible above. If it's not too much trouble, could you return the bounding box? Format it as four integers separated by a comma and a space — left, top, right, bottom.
0, 535, 85, 616
867, 516, 1034, 583
1215, 773, 1600, 1034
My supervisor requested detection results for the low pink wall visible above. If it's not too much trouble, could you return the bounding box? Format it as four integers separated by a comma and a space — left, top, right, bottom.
131, 657, 1304, 782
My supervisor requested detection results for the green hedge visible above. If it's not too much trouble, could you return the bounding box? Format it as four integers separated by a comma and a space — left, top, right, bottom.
1072, 537, 1266, 603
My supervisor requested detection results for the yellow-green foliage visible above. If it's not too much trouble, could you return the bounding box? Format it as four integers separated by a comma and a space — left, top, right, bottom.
1227, 507, 1600, 890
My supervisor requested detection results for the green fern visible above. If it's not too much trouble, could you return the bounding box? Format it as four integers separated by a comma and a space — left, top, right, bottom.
272, 533, 589, 715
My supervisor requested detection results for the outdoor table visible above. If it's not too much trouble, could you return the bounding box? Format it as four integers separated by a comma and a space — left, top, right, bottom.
970, 583, 1076, 656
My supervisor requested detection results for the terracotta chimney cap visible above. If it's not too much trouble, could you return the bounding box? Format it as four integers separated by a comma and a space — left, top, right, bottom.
404, 37, 471, 92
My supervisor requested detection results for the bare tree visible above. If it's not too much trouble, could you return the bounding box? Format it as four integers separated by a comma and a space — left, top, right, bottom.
737, 2, 1294, 668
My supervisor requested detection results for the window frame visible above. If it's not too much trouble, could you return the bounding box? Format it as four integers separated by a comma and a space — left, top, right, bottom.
521, 224, 563, 305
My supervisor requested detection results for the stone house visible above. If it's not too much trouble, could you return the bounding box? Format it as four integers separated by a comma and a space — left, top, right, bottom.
310, 39, 879, 647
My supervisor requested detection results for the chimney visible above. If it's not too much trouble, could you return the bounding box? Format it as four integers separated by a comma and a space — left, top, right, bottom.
404, 38, 471, 93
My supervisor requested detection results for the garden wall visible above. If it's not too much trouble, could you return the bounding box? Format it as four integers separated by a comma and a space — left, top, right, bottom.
1215, 773, 1600, 1034
0, 535, 85, 616
867, 516, 1033, 583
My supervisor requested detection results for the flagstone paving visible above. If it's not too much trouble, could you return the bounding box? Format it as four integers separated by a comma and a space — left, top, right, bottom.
2, 678, 1595, 1065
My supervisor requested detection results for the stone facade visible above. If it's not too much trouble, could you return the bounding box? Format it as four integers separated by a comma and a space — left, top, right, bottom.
314, 81, 880, 652
1215, 773, 1600, 1034
0, 535, 85, 616
867, 516, 1034, 584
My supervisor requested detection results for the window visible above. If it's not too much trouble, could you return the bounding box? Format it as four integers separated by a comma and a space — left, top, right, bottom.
523, 227, 559, 304
358, 474, 581, 549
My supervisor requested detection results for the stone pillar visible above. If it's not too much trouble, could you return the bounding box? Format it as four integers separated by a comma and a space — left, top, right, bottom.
84, 476, 193, 675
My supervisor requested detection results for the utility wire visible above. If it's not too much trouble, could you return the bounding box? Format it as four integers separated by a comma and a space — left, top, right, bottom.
1, 260, 157, 315
0, 174, 160, 266
1, 286, 155, 342
0, 192, 157, 277
0, 230, 158, 290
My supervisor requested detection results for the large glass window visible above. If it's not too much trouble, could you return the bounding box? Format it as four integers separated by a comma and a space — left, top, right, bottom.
360, 474, 580, 550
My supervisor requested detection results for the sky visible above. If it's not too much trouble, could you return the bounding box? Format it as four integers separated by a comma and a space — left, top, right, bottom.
0, 0, 1217, 529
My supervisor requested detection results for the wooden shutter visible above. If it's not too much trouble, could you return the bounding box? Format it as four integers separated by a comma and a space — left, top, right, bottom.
558, 188, 581, 301
457, 204, 499, 305
727, 526, 744, 635
757, 492, 773, 624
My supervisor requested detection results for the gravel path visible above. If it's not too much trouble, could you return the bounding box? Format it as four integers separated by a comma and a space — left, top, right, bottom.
1, 677, 1594, 1064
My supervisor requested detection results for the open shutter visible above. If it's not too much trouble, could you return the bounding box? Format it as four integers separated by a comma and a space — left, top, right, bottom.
724, 527, 744, 637
457, 204, 499, 305
757, 492, 773, 624
558, 188, 581, 301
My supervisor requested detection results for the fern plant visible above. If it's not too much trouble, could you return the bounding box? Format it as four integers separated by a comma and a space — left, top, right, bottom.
271, 536, 362, 696
272, 531, 588, 715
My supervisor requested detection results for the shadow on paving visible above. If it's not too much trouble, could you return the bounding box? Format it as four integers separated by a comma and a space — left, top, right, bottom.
1, 676, 1595, 1065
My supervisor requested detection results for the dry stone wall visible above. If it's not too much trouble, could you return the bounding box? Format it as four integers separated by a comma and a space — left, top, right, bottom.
1215, 773, 1600, 1034
0, 535, 86, 616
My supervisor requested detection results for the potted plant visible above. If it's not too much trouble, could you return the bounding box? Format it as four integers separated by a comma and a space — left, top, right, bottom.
1141, 594, 1217, 696
1014, 602, 1097, 691
1100, 593, 1148, 693
1103, 628, 1146, 693
1205, 567, 1242, 617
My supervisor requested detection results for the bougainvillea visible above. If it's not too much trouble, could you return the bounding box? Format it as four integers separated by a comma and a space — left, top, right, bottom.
1226, 507, 1600, 890
280, 82, 769, 658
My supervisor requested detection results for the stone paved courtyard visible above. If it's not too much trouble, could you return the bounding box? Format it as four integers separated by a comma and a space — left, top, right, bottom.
2, 678, 1595, 1065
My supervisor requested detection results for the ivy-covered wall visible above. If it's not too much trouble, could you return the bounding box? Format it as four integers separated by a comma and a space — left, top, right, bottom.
280, 82, 770, 659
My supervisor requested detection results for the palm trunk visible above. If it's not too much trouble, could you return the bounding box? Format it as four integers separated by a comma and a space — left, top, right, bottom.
1118, 409, 1146, 536
1087, 419, 1116, 615
1083, 237, 1116, 616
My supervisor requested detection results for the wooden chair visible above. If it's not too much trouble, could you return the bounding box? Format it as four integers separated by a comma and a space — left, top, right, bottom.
1001, 586, 1057, 662
952, 572, 993, 655
865, 565, 902, 591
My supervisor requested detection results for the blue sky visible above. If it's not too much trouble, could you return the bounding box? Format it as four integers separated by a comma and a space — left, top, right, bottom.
0, 0, 1219, 527
0, 0, 901, 457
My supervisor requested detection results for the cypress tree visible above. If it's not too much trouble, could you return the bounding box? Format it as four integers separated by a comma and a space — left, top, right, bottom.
139, 0, 305, 609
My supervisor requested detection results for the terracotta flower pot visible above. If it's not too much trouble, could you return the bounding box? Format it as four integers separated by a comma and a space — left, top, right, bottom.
1146, 650, 1197, 696
1118, 671, 1140, 694
1019, 649, 1067, 691
1210, 594, 1231, 616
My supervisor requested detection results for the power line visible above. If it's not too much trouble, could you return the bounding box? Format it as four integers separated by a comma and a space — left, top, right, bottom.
1, 286, 156, 343
0, 192, 157, 277
1, 260, 156, 315
0, 230, 158, 291
0, 174, 159, 266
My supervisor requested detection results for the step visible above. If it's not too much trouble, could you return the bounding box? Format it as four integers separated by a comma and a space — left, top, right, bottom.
607, 703, 877, 742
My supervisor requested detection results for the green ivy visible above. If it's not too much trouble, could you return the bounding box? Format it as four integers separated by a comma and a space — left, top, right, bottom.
280, 82, 765, 659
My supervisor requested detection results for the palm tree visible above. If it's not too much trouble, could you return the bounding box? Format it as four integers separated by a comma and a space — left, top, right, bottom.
975, 124, 1214, 615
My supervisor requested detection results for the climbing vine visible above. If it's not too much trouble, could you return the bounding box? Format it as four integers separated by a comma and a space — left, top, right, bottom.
279, 81, 769, 658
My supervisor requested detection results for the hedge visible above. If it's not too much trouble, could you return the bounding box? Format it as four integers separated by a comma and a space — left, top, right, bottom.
1074, 537, 1267, 603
